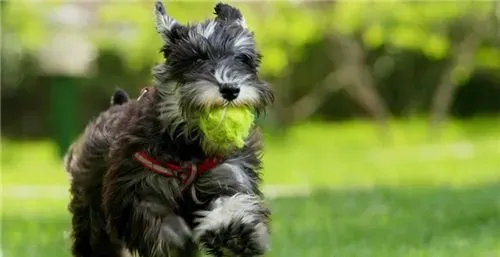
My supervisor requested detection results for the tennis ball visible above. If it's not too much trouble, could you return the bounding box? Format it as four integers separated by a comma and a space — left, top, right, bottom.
199, 107, 254, 150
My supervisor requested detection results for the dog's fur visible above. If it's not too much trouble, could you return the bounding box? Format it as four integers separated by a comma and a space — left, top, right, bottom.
65, 2, 274, 257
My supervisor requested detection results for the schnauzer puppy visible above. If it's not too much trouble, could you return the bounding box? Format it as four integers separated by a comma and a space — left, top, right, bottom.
65, 1, 274, 257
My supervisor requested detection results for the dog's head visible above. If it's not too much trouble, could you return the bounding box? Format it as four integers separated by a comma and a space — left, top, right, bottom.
152, 1, 274, 130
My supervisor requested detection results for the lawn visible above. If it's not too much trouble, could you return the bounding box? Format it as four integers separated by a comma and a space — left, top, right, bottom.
3, 185, 500, 257
2, 118, 500, 256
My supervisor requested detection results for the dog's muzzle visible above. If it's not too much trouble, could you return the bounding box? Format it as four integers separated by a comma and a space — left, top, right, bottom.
219, 83, 240, 101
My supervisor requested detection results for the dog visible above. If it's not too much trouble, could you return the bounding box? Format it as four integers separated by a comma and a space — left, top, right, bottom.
64, 1, 274, 257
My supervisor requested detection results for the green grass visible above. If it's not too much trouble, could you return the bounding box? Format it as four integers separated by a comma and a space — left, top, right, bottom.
263, 118, 500, 187
2, 118, 500, 256
3, 185, 500, 257
2, 118, 500, 187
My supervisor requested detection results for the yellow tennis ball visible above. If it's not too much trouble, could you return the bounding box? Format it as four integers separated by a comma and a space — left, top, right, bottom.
199, 107, 254, 150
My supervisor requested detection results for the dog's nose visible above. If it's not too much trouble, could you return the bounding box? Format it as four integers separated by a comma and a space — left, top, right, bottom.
219, 83, 240, 101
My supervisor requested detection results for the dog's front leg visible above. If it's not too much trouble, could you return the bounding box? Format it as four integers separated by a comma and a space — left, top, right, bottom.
103, 185, 192, 257
193, 193, 270, 257
192, 162, 270, 257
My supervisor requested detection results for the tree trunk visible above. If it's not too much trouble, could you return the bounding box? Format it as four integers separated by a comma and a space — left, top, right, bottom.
288, 69, 345, 122
429, 26, 483, 138
330, 34, 392, 143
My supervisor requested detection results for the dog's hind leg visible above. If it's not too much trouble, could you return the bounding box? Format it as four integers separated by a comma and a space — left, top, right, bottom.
102, 183, 194, 257
65, 139, 122, 257
68, 167, 123, 257
69, 203, 123, 257
89, 207, 124, 257
69, 196, 123, 257
68, 194, 93, 257
65, 140, 94, 257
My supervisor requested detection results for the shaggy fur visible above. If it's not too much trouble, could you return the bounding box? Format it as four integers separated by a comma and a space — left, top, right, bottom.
65, 2, 274, 257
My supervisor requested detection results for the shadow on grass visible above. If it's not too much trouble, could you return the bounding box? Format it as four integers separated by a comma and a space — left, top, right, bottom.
3, 183, 500, 257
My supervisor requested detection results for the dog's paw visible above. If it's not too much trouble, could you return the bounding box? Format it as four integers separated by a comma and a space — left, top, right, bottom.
200, 220, 268, 257
160, 215, 193, 248
193, 194, 269, 257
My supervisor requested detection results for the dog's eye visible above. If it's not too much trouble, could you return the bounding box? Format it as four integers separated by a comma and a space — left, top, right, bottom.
235, 53, 252, 66
192, 53, 209, 65
193, 58, 208, 68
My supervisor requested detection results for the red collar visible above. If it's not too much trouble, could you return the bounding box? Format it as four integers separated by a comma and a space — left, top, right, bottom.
133, 151, 221, 187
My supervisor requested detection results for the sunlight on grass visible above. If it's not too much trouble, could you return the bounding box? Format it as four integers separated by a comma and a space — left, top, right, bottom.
1, 140, 67, 185
2, 118, 499, 257
262, 118, 500, 187
2, 118, 499, 187
2, 184, 500, 257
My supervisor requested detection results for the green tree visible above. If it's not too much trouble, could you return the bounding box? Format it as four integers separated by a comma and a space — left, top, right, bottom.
329, 1, 498, 136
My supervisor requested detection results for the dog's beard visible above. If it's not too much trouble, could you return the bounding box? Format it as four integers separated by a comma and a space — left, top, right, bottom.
156, 81, 261, 154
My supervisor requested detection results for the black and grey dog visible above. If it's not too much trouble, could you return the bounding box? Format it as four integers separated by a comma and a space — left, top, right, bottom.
64, 1, 274, 257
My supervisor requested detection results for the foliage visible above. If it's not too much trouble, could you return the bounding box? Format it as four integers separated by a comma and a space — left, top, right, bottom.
95, 1, 325, 77
2, 1, 499, 130
95, 2, 212, 71
333, 2, 492, 58
1, 1, 51, 52
2, 1, 328, 78
3, 1, 499, 80
331, 1, 500, 74
244, 2, 326, 76
1, 1, 49, 87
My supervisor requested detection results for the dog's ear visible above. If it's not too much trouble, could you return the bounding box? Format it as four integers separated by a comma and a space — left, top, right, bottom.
110, 88, 130, 106
214, 2, 247, 28
154, 0, 178, 43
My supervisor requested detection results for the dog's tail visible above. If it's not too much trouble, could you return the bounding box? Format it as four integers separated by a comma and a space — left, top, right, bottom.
110, 88, 130, 106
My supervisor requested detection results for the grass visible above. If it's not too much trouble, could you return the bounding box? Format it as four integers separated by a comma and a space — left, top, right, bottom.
2, 118, 500, 256
2, 117, 500, 187
3, 185, 500, 257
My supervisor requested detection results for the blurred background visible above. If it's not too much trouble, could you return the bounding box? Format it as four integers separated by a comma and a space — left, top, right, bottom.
1, 1, 499, 256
